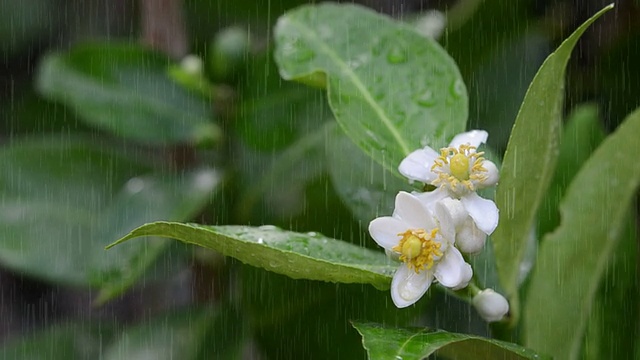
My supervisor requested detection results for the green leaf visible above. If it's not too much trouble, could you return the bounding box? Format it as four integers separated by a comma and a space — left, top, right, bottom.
537, 104, 605, 236
234, 123, 328, 223
107, 222, 395, 289
103, 307, 245, 360
524, 106, 640, 360
274, 3, 467, 174
0, 137, 221, 291
236, 53, 330, 152
490, 4, 614, 322
36, 43, 220, 145
352, 322, 548, 360
244, 270, 419, 359
0, 323, 112, 360
326, 124, 411, 225
582, 217, 638, 359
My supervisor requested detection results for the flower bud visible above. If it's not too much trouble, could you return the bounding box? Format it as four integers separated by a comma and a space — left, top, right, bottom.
473, 289, 509, 322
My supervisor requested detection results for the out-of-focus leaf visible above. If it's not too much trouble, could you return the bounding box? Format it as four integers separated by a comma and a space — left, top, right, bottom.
352, 322, 548, 360
36, 43, 220, 145
234, 123, 328, 222
325, 124, 410, 225
491, 4, 613, 323
582, 218, 638, 359
0, 137, 221, 293
244, 269, 420, 359
0, 323, 111, 360
236, 53, 330, 152
107, 222, 395, 289
274, 3, 467, 174
103, 307, 245, 360
524, 106, 640, 360
537, 104, 605, 236
468, 32, 550, 151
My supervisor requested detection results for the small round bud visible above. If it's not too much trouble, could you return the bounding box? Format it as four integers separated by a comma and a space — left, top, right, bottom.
473, 289, 509, 322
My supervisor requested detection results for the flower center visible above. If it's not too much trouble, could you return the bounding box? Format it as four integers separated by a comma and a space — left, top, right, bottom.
431, 144, 487, 194
393, 228, 442, 274
450, 153, 470, 180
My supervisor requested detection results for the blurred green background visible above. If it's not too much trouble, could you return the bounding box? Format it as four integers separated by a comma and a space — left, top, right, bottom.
0, 0, 638, 358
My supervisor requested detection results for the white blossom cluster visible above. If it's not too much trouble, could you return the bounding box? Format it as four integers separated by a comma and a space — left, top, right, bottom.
368, 130, 508, 322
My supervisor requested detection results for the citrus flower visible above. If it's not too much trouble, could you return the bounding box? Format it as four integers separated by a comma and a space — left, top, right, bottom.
399, 130, 499, 235
368, 191, 472, 308
472, 288, 509, 322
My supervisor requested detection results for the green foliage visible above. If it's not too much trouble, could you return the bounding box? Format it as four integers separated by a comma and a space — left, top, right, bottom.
353, 322, 548, 360
0, 137, 220, 290
102, 307, 245, 360
2, 1, 638, 359
0, 324, 111, 360
524, 107, 640, 359
274, 3, 467, 175
37, 43, 220, 145
108, 222, 395, 289
491, 4, 613, 323
537, 104, 605, 236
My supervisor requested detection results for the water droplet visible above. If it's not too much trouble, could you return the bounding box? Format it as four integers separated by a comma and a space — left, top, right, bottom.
387, 47, 407, 64
257, 238, 264, 244
414, 89, 436, 107
450, 79, 465, 98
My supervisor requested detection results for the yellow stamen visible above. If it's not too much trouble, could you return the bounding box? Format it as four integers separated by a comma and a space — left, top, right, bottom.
392, 228, 442, 273
430, 144, 487, 193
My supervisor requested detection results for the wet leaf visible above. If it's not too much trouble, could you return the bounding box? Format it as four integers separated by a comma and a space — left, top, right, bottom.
524, 106, 640, 360
274, 3, 467, 174
103, 307, 245, 360
36, 43, 220, 145
0, 137, 221, 292
352, 322, 548, 360
107, 222, 395, 289
491, 4, 614, 322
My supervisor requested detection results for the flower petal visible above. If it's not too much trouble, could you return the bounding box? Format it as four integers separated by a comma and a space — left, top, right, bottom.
398, 147, 439, 183
461, 192, 499, 235
448, 130, 488, 149
435, 198, 467, 242
455, 218, 487, 254
391, 264, 434, 308
393, 191, 434, 229
479, 160, 499, 188
368, 217, 407, 251
453, 262, 473, 290
434, 246, 468, 288
414, 187, 449, 212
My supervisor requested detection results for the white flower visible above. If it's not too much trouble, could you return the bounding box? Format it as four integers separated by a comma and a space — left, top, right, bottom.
472, 288, 509, 322
399, 130, 499, 235
368, 191, 473, 308
434, 198, 486, 254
